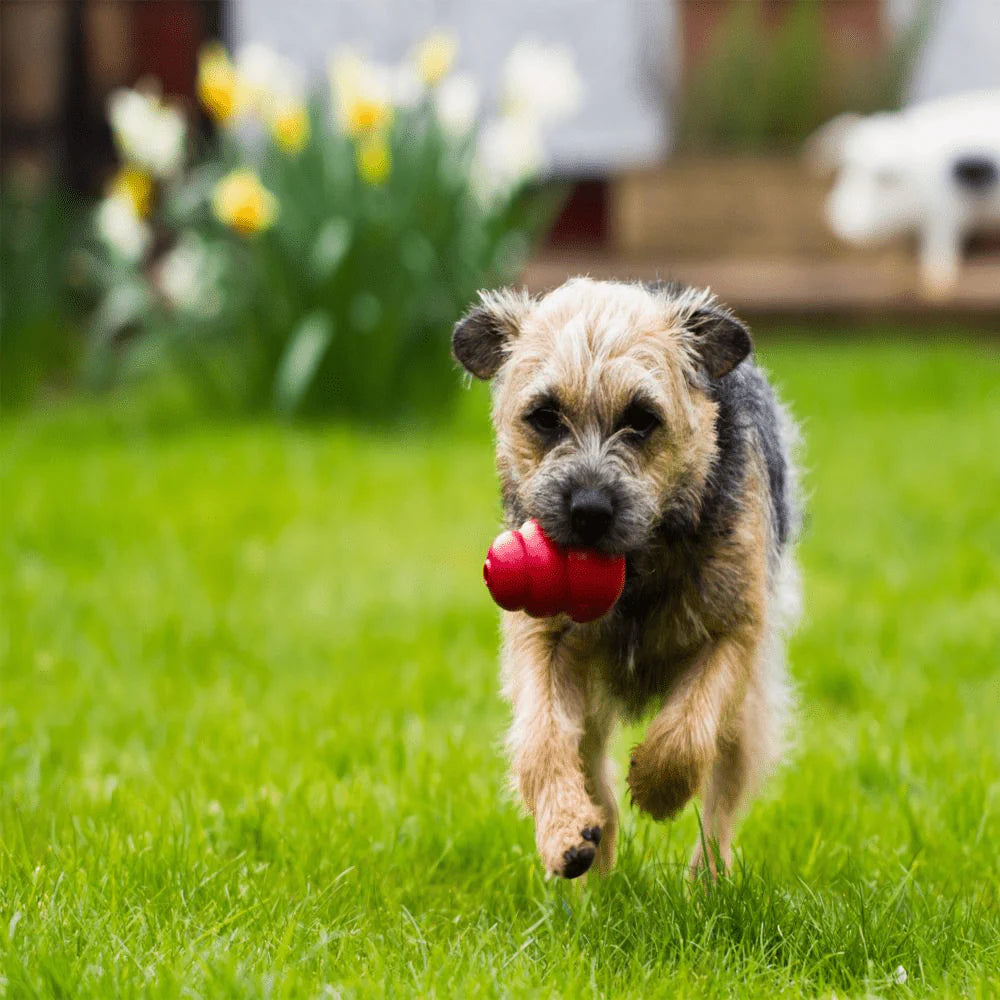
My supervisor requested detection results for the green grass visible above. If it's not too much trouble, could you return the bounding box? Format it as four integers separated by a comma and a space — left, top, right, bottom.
2, 338, 999, 998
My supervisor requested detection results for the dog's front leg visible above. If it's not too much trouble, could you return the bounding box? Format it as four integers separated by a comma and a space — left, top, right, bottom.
627, 627, 758, 825
503, 620, 606, 879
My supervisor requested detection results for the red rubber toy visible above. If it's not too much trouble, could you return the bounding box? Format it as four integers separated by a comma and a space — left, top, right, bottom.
483, 519, 626, 623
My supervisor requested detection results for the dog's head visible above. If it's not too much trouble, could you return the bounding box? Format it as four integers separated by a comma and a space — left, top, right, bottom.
452, 278, 752, 554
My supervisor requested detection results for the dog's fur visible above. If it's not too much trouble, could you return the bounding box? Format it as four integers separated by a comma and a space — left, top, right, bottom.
453, 278, 802, 879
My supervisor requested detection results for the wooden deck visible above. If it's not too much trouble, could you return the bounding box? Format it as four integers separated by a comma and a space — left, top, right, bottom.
530, 157, 1000, 325
523, 252, 1000, 322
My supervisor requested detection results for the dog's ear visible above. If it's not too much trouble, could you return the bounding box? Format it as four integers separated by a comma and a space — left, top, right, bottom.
452, 289, 531, 380
687, 305, 753, 379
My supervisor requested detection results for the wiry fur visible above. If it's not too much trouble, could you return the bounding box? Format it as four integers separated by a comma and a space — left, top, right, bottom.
453, 278, 803, 880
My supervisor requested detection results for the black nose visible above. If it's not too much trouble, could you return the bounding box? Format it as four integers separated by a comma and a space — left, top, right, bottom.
569, 488, 614, 545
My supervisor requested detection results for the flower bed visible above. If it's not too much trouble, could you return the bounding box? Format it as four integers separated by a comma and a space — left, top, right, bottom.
82, 33, 583, 419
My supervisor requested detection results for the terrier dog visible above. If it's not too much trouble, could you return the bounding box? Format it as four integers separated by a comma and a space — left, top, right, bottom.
453, 278, 802, 879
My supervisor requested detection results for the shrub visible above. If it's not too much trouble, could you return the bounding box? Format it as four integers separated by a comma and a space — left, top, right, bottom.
1, 184, 83, 411
678, 0, 930, 153
82, 34, 582, 421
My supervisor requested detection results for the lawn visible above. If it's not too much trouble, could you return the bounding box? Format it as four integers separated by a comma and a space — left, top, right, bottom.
2, 337, 998, 998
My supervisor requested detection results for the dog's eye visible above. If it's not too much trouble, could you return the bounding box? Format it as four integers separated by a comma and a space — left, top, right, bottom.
619, 403, 660, 439
525, 405, 564, 437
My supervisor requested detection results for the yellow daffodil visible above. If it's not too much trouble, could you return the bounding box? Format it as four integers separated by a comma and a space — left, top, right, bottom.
413, 31, 457, 88
197, 43, 239, 122
355, 137, 391, 186
329, 49, 395, 138
271, 102, 310, 154
345, 96, 393, 137
211, 169, 278, 235
109, 165, 154, 218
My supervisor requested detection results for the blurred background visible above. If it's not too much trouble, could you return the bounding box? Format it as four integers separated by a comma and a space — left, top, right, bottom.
2, 0, 998, 418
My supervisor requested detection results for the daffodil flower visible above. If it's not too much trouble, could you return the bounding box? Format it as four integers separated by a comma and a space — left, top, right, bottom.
158, 233, 223, 316
271, 101, 311, 154
471, 116, 545, 202
96, 196, 152, 261
346, 98, 393, 137
108, 87, 186, 178
197, 43, 239, 123
413, 31, 457, 88
212, 169, 278, 235
109, 165, 154, 218
355, 137, 392, 186
329, 49, 396, 138
435, 73, 479, 135
501, 39, 584, 124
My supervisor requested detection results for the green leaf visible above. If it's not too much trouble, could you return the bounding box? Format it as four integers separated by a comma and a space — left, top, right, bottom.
400, 231, 436, 276
273, 310, 334, 415
309, 219, 352, 284
348, 293, 382, 334
163, 163, 225, 226
90, 282, 152, 343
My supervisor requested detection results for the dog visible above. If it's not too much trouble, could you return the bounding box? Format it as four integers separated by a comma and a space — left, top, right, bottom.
452, 277, 802, 879
807, 91, 1000, 298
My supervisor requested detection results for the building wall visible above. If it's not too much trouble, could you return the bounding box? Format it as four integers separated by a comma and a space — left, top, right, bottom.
232, 0, 673, 175
907, 0, 1000, 102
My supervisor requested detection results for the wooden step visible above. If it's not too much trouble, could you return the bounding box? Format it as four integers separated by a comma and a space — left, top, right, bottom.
522, 251, 1000, 320
610, 156, 870, 259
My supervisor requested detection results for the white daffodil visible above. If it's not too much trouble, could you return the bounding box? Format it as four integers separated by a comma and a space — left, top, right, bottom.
235, 42, 283, 110
107, 87, 186, 178
501, 38, 584, 125
434, 72, 479, 136
157, 234, 222, 316
327, 47, 405, 134
96, 195, 152, 262
327, 47, 366, 114
234, 42, 306, 119
471, 115, 546, 203
413, 30, 458, 88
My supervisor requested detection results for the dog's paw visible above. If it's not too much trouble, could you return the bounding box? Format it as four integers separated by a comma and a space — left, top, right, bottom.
689, 839, 731, 882
539, 821, 603, 879
561, 840, 596, 879
627, 746, 701, 822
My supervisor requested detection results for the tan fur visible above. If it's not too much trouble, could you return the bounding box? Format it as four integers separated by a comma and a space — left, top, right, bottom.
460, 278, 799, 880
492, 282, 717, 541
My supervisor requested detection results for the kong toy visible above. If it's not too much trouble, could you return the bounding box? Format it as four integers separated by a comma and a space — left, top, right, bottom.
483, 519, 626, 623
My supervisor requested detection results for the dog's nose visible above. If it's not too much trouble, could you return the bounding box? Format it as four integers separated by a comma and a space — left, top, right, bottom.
569, 488, 614, 545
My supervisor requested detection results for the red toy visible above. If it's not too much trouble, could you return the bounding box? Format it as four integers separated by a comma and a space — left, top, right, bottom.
483, 519, 626, 623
